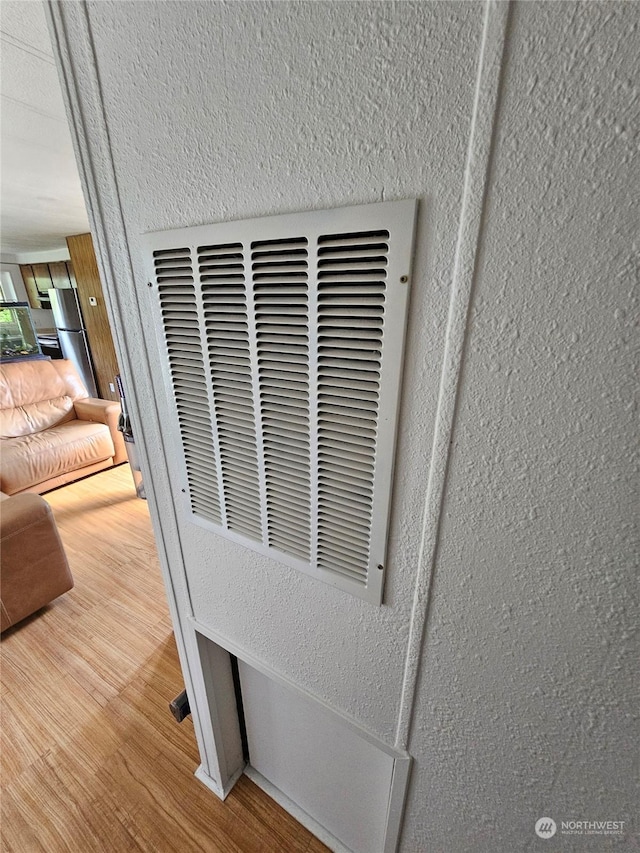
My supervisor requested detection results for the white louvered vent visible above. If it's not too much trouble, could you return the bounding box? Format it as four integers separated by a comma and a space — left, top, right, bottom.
145, 200, 417, 604
200, 242, 263, 541
155, 248, 221, 525
316, 231, 387, 585
253, 237, 311, 561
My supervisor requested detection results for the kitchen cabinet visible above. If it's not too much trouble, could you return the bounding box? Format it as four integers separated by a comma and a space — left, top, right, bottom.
49, 262, 73, 289
20, 261, 75, 309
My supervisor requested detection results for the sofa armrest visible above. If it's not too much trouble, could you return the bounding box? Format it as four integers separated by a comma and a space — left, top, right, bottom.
74, 398, 127, 465
1, 494, 74, 632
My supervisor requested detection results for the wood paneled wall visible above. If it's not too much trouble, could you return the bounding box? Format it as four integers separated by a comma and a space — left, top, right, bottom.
66, 233, 120, 401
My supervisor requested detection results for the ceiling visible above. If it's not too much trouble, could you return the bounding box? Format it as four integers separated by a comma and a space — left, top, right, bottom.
0, 0, 90, 257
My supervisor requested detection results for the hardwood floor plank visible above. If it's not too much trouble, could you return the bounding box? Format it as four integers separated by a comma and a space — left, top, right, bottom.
2, 672, 105, 780
307, 836, 335, 853
0, 784, 48, 853
1, 466, 327, 853
95, 740, 250, 853
108, 676, 201, 765
225, 776, 315, 853
3, 767, 107, 853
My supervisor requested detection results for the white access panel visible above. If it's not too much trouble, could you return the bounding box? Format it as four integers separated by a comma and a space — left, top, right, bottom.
237, 661, 396, 853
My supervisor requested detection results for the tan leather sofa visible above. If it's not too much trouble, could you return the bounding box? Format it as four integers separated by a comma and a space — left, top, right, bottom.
0, 359, 126, 495
0, 491, 73, 632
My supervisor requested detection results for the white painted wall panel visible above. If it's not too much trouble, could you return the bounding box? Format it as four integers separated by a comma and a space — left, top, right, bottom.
239, 661, 395, 853
78, 0, 484, 742
402, 3, 639, 850
51, 1, 638, 850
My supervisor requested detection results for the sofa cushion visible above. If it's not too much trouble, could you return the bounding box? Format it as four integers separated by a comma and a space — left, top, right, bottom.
0, 420, 114, 495
0, 360, 88, 438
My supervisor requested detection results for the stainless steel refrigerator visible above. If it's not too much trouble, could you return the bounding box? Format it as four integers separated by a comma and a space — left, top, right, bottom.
48, 288, 98, 397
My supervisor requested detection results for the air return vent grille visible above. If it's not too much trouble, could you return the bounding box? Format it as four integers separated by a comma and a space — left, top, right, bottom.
145, 200, 417, 604
252, 237, 311, 561
316, 231, 387, 583
200, 243, 262, 541
155, 249, 221, 525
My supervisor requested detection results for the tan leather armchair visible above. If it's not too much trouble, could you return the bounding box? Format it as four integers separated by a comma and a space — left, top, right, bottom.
0, 492, 73, 632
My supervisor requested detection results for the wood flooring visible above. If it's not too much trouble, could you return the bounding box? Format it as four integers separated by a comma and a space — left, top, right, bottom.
1, 465, 328, 852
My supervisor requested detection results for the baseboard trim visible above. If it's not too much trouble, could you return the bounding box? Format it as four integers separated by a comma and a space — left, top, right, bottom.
194, 763, 244, 801
244, 765, 351, 853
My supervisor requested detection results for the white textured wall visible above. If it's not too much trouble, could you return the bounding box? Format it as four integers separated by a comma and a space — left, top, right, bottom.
81, 0, 485, 740
53, 1, 638, 850
404, 4, 639, 850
